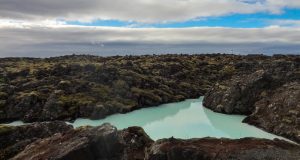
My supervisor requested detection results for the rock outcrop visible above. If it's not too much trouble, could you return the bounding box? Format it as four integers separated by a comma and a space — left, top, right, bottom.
0, 121, 72, 160
0, 54, 298, 123
0, 122, 300, 160
203, 70, 273, 114
244, 82, 300, 143
203, 60, 300, 143
145, 137, 300, 160
11, 123, 153, 160
2, 123, 298, 160
1, 54, 300, 159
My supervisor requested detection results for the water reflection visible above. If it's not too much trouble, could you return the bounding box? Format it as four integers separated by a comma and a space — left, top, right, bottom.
70, 97, 288, 141
70, 99, 193, 129
202, 102, 284, 139
3, 97, 289, 141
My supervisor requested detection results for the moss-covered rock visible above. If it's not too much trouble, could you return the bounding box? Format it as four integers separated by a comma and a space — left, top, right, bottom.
0, 100, 6, 109
0, 125, 15, 135
0, 92, 8, 100
0, 121, 72, 160
0, 54, 298, 122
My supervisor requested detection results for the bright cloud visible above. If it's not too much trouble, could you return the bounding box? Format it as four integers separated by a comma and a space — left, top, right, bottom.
0, 0, 299, 57
1, 21, 300, 44
0, 21, 300, 57
268, 19, 300, 27
0, 0, 299, 23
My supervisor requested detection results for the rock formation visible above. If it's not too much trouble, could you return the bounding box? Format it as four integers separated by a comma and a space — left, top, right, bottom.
0, 54, 299, 159
244, 82, 300, 143
10, 123, 153, 160
1, 122, 299, 160
0, 121, 72, 160
1, 54, 298, 123
146, 137, 300, 160
203, 60, 300, 143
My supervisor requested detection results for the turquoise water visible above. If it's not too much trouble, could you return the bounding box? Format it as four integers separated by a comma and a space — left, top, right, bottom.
64, 97, 288, 141
4, 97, 289, 141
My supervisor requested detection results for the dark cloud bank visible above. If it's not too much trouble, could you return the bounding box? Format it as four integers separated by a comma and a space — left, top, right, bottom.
1, 42, 299, 58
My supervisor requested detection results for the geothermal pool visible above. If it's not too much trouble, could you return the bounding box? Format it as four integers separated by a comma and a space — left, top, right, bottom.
5, 97, 289, 141
66, 97, 286, 141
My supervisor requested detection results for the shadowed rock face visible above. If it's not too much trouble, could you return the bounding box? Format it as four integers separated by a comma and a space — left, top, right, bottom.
118, 126, 154, 160
145, 138, 300, 160
2, 123, 299, 160
244, 82, 300, 143
203, 70, 274, 114
0, 121, 72, 160
11, 123, 153, 160
203, 60, 300, 143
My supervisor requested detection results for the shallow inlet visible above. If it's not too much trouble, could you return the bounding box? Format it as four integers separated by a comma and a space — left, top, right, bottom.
5, 97, 289, 141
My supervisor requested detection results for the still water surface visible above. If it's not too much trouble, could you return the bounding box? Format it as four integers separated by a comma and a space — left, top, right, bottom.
64, 97, 287, 141
5, 97, 288, 141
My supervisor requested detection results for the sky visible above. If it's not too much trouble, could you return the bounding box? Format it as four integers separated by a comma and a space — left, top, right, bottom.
0, 0, 300, 57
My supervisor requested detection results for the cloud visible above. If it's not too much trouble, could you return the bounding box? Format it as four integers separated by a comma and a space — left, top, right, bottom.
0, 21, 299, 57
0, 0, 299, 23
1, 21, 300, 44
267, 19, 300, 27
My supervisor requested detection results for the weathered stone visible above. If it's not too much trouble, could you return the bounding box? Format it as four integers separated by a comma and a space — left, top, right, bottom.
2, 123, 299, 160
244, 82, 300, 143
0, 121, 72, 160
11, 124, 153, 160
203, 62, 300, 143
145, 137, 300, 160
1, 54, 299, 123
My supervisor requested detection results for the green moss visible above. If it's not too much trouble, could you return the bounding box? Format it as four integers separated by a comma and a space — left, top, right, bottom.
92, 85, 110, 99
0, 92, 8, 99
0, 77, 5, 83
58, 94, 97, 116
0, 125, 15, 135
6, 67, 22, 73
153, 89, 172, 97
174, 95, 185, 101
218, 85, 228, 90
282, 117, 293, 124
178, 82, 191, 88
0, 100, 6, 108
112, 80, 129, 96
207, 59, 219, 65
220, 65, 236, 76
59, 93, 97, 106
131, 87, 162, 103
105, 100, 123, 108
112, 80, 127, 89
17, 91, 39, 99
115, 98, 137, 109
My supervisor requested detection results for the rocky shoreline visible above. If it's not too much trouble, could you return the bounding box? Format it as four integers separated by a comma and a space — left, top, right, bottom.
203, 59, 300, 143
1, 122, 299, 160
0, 54, 299, 159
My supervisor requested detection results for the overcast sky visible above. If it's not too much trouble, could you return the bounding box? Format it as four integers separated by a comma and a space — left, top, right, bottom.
0, 0, 300, 57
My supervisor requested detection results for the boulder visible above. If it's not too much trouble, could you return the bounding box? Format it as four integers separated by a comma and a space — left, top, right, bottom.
203, 62, 300, 143
145, 137, 300, 160
2, 123, 300, 160
244, 82, 300, 143
0, 121, 72, 160
203, 70, 273, 114
11, 124, 153, 160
